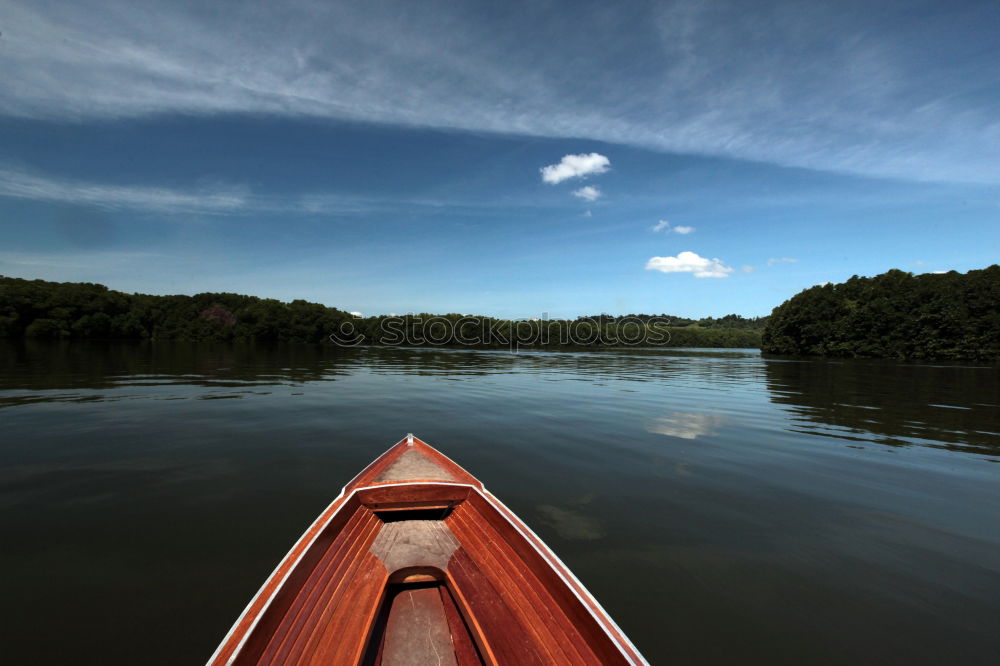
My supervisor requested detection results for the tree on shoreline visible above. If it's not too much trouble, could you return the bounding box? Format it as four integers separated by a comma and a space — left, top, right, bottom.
0, 276, 764, 348
762, 266, 1000, 360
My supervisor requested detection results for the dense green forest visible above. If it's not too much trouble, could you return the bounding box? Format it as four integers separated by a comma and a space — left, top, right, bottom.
0, 276, 763, 348
762, 266, 1000, 360
7, 269, 997, 358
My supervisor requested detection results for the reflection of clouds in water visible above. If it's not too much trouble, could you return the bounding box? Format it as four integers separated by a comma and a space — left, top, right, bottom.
536, 504, 605, 540
647, 411, 725, 440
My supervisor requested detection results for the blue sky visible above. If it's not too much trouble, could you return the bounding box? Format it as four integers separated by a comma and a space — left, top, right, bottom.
1, 0, 998, 318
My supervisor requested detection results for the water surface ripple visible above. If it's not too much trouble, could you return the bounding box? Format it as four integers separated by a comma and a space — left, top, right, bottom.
1, 342, 998, 665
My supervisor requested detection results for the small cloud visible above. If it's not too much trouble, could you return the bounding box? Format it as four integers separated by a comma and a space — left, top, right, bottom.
651, 220, 695, 234
645, 251, 733, 278
583, 210, 592, 217
741, 265, 755, 273
349, 311, 364, 317
914, 260, 927, 266
540, 153, 610, 184
572, 185, 601, 201
767, 257, 799, 266
932, 270, 948, 274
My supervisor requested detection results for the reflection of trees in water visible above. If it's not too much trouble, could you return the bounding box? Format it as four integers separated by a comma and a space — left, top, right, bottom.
0, 342, 764, 408
19, 344, 993, 457
358, 346, 763, 389
0, 341, 346, 392
764, 357, 1000, 456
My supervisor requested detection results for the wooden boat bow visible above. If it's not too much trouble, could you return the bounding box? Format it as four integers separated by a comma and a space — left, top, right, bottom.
208, 434, 648, 665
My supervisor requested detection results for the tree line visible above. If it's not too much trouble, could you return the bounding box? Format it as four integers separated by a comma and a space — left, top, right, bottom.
761, 265, 1000, 360
577, 313, 768, 329
0, 276, 764, 348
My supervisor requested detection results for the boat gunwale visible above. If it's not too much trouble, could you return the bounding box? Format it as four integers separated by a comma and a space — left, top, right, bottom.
207, 436, 434, 665
479, 486, 647, 664
207, 437, 648, 666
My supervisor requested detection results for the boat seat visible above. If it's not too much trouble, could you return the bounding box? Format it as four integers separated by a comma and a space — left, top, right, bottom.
363, 582, 483, 666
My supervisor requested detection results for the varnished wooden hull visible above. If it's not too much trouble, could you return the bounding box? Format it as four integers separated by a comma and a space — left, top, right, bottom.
208, 435, 647, 665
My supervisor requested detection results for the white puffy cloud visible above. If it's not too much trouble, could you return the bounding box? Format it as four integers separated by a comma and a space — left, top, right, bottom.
541, 153, 610, 184
572, 185, 601, 201
349, 311, 364, 317
673, 225, 694, 234
645, 251, 733, 278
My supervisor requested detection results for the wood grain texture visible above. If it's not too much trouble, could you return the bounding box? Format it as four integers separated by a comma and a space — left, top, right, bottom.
447, 505, 598, 664
381, 586, 458, 666
357, 484, 471, 510
458, 492, 635, 665
474, 491, 646, 664
239, 510, 385, 665
376, 449, 456, 482
439, 584, 485, 666
346, 436, 483, 493
210, 492, 364, 665
370, 520, 459, 573
447, 548, 547, 666
208, 436, 647, 666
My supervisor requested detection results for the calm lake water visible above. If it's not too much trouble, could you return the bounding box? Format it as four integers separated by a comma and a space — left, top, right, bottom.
1, 341, 998, 665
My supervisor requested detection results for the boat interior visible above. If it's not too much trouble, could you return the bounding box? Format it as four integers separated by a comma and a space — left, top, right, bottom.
217, 438, 638, 665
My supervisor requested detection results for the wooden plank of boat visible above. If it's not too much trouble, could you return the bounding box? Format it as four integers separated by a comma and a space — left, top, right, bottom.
208, 434, 648, 665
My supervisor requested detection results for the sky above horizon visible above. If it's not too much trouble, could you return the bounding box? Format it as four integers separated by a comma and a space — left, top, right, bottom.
1, 0, 998, 318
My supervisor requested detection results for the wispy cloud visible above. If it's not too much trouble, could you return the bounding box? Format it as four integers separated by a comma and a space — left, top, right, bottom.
0, 250, 163, 271
645, 251, 733, 278
541, 153, 610, 184
767, 257, 800, 266
0, 166, 471, 216
0, 248, 234, 295
651, 220, 694, 234
572, 185, 601, 202
0, 249, 367, 304
0, 167, 247, 214
2, 1, 996, 183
